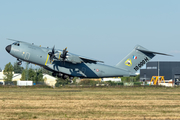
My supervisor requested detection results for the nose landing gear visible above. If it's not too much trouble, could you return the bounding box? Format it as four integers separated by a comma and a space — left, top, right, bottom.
17, 59, 22, 65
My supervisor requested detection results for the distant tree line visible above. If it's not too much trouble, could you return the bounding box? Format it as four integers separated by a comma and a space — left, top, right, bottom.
121, 75, 140, 82
3, 62, 52, 83
3, 62, 72, 86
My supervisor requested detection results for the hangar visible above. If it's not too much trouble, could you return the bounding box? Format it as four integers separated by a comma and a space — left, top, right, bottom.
140, 61, 180, 85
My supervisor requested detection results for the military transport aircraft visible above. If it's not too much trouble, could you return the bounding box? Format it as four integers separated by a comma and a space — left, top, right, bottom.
5, 39, 171, 80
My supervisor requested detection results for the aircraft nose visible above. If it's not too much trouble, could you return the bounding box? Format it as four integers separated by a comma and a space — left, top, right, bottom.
6, 45, 11, 53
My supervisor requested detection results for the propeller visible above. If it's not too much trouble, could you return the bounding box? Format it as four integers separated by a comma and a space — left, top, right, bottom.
48, 46, 68, 64
60, 47, 68, 61
48, 46, 55, 63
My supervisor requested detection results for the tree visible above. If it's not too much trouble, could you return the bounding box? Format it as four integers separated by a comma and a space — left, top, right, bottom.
34, 69, 44, 83
28, 68, 36, 81
13, 62, 24, 73
121, 75, 140, 82
3, 62, 14, 81
42, 68, 52, 75
121, 77, 130, 82
55, 77, 70, 87
20, 68, 44, 83
135, 75, 140, 82
20, 70, 26, 80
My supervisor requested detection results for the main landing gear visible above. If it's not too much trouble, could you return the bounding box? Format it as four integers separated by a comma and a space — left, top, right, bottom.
52, 72, 73, 82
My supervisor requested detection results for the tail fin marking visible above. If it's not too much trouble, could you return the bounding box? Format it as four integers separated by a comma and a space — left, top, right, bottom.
115, 45, 171, 74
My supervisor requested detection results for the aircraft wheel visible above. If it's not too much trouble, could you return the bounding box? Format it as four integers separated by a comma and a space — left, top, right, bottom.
63, 75, 69, 79
57, 73, 63, 78
68, 80, 73, 83
17, 61, 22, 65
70, 76, 74, 80
52, 73, 56, 77
57, 75, 61, 78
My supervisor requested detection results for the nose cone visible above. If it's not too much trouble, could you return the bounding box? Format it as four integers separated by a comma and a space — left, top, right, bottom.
6, 45, 11, 53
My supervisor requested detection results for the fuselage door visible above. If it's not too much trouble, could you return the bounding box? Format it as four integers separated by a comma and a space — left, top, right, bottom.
24, 52, 30, 60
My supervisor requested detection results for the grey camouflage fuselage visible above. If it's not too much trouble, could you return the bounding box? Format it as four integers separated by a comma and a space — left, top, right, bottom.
6, 41, 170, 78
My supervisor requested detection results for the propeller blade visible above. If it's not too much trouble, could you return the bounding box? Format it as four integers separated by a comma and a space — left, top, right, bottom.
60, 47, 68, 61
52, 46, 55, 54
48, 45, 55, 63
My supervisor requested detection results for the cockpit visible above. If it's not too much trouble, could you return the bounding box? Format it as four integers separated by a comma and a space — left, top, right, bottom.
13, 42, 20, 46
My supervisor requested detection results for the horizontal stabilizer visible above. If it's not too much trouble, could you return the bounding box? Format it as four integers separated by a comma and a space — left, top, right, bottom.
136, 48, 173, 56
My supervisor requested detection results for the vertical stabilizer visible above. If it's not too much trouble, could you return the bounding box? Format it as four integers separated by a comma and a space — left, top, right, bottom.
115, 45, 155, 74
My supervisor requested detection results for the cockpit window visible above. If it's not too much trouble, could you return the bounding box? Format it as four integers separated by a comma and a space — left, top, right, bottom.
13, 42, 20, 46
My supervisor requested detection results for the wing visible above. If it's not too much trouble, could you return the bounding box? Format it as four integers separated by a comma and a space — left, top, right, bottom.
79, 56, 104, 63
50, 46, 104, 64
54, 51, 104, 64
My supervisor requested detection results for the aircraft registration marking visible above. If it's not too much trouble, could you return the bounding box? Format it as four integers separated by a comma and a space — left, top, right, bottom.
45, 54, 49, 65
134, 57, 149, 71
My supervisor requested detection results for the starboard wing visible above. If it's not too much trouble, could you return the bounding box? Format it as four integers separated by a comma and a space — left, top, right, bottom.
79, 56, 104, 63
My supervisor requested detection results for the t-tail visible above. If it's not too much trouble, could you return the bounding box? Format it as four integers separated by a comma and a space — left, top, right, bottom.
115, 45, 172, 74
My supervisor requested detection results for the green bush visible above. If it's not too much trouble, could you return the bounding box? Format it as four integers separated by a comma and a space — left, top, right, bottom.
79, 79, 99, 86
134, 82, 142, 86
117, 82, 123, 86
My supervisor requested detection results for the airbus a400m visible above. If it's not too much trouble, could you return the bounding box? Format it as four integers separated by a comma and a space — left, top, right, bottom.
5, 39, 171, 80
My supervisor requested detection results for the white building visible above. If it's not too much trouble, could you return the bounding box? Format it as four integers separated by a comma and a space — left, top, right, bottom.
12, 74, 22, 81
0, 70, 22, 81
0, 70, 5, 84
101, 77, 121, 82
43, 74, 57, 87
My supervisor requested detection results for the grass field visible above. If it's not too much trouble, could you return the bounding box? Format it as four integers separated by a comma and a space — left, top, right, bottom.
0, 86, 180, 120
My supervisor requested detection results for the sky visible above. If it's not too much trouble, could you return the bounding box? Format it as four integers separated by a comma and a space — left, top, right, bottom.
0, 0, 180, 70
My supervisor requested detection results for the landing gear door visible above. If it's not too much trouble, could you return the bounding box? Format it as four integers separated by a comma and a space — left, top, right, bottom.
82, 67, 86, 74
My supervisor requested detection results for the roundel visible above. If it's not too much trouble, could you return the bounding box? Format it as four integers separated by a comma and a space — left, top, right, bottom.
96, 69, 99, 72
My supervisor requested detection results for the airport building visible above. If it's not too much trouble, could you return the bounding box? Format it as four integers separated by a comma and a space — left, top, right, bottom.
140, 61, 180, 85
